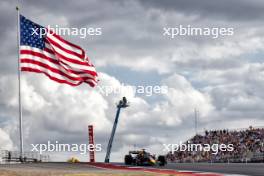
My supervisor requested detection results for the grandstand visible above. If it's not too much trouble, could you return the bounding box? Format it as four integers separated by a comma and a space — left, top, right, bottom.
166, 127, 264, 163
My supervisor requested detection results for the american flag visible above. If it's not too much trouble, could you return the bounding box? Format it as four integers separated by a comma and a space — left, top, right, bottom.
20, 15, 98, 87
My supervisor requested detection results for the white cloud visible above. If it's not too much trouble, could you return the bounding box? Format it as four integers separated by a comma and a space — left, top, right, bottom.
0, 71, 216, 161
0, 128, 13, 150
161, 74, 214, 123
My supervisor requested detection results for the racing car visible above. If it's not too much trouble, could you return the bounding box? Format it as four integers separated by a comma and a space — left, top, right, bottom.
124, 149, 166, 166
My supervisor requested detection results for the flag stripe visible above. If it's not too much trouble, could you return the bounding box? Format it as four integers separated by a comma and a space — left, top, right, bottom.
50, 31, 85, 54
20, 46, 98, 75
20, 48, 98, 76
20, 55, 96, 79
47, 32, 83, 56
46, 35, 84, 60
21, 63, 97, 87
43, 41, 95, 68
21, 67, 96, 87
21, 63, 83, 85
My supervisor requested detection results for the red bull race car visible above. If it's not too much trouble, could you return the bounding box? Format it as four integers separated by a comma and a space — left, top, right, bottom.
124, 149, 166, 166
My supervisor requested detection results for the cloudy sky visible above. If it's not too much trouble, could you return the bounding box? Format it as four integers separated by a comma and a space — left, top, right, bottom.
0, 0, 264, 162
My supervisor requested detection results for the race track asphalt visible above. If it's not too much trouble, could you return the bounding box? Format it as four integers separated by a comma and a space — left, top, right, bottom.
0, 162, 263, 176
162, 163, 264, 176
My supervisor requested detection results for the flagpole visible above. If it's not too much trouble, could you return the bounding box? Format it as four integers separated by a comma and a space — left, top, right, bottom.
16, 6, 24, 162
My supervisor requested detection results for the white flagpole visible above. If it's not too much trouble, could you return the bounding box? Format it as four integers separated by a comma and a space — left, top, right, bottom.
16, 6, 24, 161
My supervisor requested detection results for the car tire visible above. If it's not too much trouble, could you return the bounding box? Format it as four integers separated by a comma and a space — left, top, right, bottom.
124, 155, 133, 165
158, 155, 166, 166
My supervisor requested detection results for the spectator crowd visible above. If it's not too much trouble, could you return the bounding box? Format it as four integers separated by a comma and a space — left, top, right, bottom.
166, 127, 264, 163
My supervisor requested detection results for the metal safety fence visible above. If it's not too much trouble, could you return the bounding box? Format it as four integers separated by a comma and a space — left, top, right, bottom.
0, 150, 50, 164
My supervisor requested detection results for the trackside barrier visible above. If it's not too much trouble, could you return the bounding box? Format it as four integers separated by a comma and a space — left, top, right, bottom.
0, 150, 50, 163
168, 152, 264, 163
